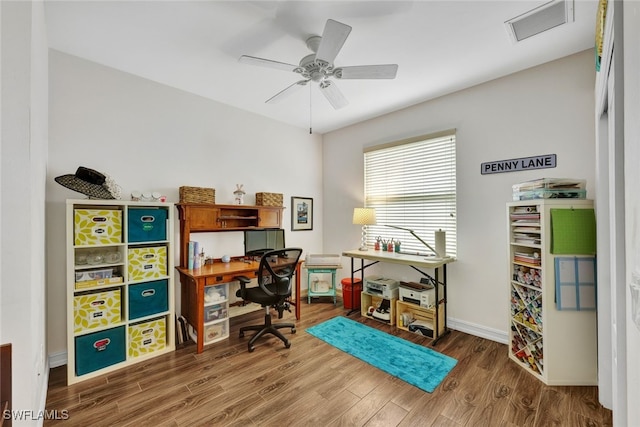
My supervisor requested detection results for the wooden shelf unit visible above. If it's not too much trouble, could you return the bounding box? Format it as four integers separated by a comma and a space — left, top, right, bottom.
396, 299, 445, 338
176, 203, 284, 267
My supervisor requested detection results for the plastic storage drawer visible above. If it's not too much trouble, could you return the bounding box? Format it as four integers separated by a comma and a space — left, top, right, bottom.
128, 279, 168, 320
127, 208, 168, 243
74, 326, 126, 376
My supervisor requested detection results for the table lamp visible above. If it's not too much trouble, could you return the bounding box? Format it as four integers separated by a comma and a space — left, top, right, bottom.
353, 208, 377, 251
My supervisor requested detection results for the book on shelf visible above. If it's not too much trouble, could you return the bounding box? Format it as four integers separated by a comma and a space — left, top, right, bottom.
510, 213, 541, 221
514, 251, 541, 265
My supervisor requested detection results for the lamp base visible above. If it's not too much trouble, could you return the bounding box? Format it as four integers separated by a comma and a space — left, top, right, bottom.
358, 246, 369, 251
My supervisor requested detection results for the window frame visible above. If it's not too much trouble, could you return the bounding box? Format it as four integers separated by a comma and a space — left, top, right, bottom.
363, 130, 457, 257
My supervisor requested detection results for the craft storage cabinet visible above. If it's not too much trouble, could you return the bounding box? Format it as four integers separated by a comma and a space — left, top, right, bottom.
507, 199, 597, 385
66, 200, 175, 385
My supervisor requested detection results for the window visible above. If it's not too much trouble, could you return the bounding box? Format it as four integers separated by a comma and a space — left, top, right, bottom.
364, 130, 457, 257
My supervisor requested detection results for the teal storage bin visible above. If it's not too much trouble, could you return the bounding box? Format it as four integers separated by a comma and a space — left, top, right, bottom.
75, 326, 125, 376
128, 279, 168, 320
127, 208, 167, 243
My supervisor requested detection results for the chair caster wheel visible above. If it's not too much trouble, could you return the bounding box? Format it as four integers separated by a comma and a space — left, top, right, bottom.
285, 341, 291, 349
291, 327, 296, 334
248, 345, 254, 352
239, 331, 245, 338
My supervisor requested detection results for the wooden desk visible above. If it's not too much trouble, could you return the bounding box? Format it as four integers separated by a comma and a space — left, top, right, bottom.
176, 260, 302, 354
342, 249, 455, 345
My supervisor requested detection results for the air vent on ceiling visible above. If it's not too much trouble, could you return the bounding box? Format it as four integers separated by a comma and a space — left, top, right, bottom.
505, 0, 574, 43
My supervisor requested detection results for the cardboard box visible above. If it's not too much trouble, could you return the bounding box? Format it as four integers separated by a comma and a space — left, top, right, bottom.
75, 276, 123, 291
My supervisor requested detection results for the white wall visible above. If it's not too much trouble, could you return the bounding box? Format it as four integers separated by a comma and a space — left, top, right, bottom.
323, 50, 596, 341
46, 50, 324, 362
624, 1, 640, 424
1, 0, 49, 423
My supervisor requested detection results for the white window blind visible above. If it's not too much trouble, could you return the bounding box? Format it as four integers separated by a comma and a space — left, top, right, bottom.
364, 131, 457, 257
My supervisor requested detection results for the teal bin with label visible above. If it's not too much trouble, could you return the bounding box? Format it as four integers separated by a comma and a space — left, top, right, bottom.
127, 208, 167, 243
128, 279, 169, 320
75, 326, 126, 376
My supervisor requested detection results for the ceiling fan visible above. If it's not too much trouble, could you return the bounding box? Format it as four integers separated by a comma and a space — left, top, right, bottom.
239, 19, 398, 110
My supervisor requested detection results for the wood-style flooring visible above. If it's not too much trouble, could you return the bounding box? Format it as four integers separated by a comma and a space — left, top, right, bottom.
45, 300, 612, 426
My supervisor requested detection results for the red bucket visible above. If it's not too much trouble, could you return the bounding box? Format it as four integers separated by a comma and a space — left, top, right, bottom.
341, 278, 362, 309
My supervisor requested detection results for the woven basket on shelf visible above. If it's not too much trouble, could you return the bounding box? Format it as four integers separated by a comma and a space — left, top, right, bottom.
255, 192, 283, 207
179, 186, 216, 204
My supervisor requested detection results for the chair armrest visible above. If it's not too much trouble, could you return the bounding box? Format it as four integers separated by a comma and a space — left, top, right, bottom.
233, 275, 252, 285
234, 275, 252, 299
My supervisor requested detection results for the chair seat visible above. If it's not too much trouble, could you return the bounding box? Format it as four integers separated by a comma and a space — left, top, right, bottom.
236, 283, 289, 306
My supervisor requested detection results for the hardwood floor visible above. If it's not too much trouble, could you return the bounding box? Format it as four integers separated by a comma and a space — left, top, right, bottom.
45, 300, 612, 426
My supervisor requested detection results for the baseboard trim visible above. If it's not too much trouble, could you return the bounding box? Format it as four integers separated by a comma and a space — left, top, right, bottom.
447, 317, 508, 344
48, 351, 67, 369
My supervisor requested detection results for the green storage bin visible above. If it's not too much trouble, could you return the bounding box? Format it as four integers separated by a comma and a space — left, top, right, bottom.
128, 279, 169, 320
75, 326, 125, 376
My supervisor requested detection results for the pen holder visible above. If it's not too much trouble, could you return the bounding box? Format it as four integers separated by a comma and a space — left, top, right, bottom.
395, 242, 401, 253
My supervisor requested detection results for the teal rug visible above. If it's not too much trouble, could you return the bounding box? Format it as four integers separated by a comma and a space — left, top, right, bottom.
306, 316, 457, 393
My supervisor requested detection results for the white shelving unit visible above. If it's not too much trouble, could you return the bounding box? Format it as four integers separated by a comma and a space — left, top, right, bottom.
507, 199, 597, 385
66, 199, 175, 385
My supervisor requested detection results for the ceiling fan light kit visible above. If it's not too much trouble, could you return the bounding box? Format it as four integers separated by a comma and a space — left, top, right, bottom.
239, 18, 398, 111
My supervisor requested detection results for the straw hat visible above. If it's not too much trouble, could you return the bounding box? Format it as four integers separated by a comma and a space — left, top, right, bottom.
55, 166, 121, 199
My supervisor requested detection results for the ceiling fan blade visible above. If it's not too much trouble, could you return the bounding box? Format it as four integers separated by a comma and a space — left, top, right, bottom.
315, 19, 352, 65
239, 55, 298, 72
266, 80, 309, 104
334, 64, 398, 79
319, 80, 348, 109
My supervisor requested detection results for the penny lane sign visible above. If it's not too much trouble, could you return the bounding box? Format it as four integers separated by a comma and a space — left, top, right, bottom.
481, 154, 557, 175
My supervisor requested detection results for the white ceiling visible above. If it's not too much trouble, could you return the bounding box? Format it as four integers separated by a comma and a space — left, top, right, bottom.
44, 1, 598, 134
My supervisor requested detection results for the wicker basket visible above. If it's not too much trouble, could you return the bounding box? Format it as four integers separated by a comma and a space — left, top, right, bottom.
179, 186, 216, 204
255, 192, 283, 207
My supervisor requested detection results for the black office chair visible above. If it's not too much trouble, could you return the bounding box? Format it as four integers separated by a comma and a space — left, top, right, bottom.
234, 248, 302, 352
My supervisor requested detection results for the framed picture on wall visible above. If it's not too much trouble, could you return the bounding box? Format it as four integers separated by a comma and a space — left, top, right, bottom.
291, 196, 313, 231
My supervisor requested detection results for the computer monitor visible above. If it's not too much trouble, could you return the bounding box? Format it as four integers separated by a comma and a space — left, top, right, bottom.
244, 228, 285, 257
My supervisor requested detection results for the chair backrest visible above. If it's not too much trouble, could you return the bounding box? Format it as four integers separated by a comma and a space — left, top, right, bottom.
257, 248, 303, 298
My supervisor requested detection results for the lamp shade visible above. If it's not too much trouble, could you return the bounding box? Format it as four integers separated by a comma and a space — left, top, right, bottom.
352, 208, 377, 225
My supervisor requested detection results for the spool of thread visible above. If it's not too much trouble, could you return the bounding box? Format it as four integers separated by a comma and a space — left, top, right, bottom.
435, 229, 446, 258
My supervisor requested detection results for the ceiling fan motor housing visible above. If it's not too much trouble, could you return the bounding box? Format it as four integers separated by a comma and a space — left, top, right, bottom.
297, 53, 334, 82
